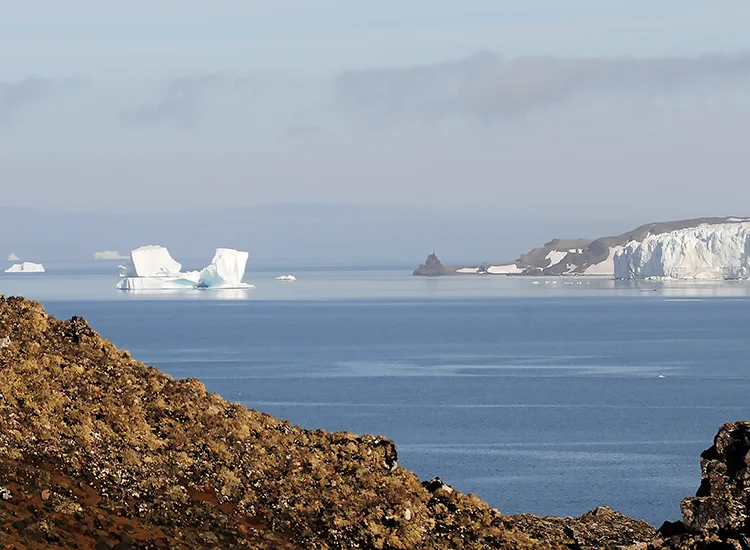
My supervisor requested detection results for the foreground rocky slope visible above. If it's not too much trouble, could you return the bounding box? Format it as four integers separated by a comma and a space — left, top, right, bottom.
0, 295, 749, 549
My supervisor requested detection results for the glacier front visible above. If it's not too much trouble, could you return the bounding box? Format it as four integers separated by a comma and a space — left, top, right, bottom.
614, 222, 750, 280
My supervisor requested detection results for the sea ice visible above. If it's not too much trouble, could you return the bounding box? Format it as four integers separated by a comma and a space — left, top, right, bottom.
614, 222, 750, 280
5, 262, 45, 273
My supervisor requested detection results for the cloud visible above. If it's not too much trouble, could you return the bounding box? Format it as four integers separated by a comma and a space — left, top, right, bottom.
0, 76, 83, 117
334, 51, 750, 121
123, 73, 231, 125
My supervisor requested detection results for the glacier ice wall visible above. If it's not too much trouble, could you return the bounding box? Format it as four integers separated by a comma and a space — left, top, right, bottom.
614, 222, 750, 280
198, 248, 250, 289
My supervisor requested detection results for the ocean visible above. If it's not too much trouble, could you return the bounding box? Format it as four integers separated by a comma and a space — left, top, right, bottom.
4, 264, 750, 526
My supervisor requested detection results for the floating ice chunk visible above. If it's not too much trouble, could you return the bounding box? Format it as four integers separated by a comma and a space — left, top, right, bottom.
198, 248, 251, 289
130, 245, 182, 277
276, 275, 297, 281
94, 250, 128, 260
5, 262, 45, 273
118, 246, 252, 291
7, 252, 20, 261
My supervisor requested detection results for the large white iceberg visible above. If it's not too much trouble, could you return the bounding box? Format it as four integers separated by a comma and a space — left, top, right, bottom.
5, 262, 45, 273
117, 245, 252, 290
198, 248, 251, 289
131, 245, 183, 277
614, 222, 750, 280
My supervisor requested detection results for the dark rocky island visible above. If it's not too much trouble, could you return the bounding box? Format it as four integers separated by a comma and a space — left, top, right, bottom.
1, 295, 749, 548
413, 253, 457, 276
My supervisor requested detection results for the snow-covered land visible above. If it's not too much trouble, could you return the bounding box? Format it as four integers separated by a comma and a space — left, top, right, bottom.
7, 253, 20, 261
94, 250, 128, 260
117, 246, 253, 290
5, 262, 45, 273
583, 246, 622, 276
614, 223, 750, 280
486, 264, 523, 274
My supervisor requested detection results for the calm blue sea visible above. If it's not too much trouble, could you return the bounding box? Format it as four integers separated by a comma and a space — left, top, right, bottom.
4, 265, 750, 526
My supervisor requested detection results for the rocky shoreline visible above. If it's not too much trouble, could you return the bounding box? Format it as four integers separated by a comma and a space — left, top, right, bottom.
1, 295, 749, 548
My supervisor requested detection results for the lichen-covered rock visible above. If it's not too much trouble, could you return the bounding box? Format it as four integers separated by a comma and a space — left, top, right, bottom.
0, 295, 734, 549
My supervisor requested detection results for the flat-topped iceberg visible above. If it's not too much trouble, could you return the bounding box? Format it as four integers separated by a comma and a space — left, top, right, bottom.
117, 245, 253, 290
94, 250, 129, 260
198, 248, 251, 289
614, 222, 750, 280
5, 262, 45, 273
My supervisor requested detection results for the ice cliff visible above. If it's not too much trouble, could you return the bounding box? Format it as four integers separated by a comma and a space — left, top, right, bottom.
117, 246, 252, 290
4, 262, 45, 273
198, 248, 251, 289
614, 222, 750, 280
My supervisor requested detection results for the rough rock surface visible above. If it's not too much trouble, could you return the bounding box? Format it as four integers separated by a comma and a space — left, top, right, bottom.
413, 253, 456, 276
0, 295, 661, 549
657, 421, 750, 549
8, 296, 750, 549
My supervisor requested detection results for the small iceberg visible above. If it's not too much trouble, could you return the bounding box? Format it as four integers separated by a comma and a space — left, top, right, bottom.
7, 252, 20, 261
5, 262, 45, 273
276, 275, 296, 281
94, 250, 129, 260
117, 245, 253, 291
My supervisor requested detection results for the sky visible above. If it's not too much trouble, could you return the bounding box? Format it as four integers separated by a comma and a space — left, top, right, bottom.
2, 2, 750, 261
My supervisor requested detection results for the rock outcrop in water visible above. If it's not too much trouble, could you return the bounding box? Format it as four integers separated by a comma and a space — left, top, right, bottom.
1, 294, 749, 549
413, 253, 456, 276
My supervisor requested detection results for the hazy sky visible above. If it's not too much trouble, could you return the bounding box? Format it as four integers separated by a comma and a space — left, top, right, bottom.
3, 1, 750, 219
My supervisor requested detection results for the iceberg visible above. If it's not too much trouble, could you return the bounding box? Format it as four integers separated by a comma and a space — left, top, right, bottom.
7, 253, 20, 261
94, 250, 129, 260
275, 274, 297, 281
5, 262, 45, 273
117, 245, 253, 290
614, 222, 750, 280
130, 245, 183, 277
198, 248, 251, 289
